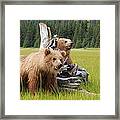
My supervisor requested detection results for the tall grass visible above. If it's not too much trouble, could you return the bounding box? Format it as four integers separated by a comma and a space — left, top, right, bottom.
20, 48, 100, 100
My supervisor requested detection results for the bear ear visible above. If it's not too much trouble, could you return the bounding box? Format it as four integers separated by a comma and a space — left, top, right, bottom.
45, 48, 51, 56
60, 51, 66, 57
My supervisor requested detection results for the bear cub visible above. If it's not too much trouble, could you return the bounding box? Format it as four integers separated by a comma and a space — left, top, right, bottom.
56, 38, 73, 64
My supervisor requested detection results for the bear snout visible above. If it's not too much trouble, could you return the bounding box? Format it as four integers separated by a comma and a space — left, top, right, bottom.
70, 42, 73, 47
54, 63, 63, 70
58, 63, 63, 69
66, 42, 73, 50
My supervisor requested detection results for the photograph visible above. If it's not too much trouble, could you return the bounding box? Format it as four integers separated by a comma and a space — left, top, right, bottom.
20, 20, 100, 100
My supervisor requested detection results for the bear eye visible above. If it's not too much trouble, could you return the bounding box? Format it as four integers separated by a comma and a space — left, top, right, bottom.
65, 41, 67, 43
53, 58, 56, 61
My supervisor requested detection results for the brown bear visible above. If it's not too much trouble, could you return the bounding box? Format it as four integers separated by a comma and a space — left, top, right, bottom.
56, 38, 73, 65
20, 48, 65, 94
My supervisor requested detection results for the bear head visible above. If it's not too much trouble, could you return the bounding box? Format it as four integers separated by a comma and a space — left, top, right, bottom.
44, 48, 65, 73
56, 38, 73, 52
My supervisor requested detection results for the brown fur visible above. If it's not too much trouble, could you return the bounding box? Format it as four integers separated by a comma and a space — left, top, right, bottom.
56, 38, 73, 64
20, 48, 64, 94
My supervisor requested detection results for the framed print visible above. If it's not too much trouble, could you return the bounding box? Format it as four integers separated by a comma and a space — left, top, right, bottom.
0, 0, 119, 119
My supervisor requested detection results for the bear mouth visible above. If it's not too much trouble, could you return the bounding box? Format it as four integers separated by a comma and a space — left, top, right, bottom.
54, 65, 62, 70
66, 45, 72, 50
54, 66, 58, 70
65, 42, 73, 50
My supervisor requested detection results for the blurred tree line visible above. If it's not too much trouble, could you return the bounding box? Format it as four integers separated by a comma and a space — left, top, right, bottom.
20, 20, 100, 48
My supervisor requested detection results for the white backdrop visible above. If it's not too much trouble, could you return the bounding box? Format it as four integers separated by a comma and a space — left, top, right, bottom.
5, 5, 115, 115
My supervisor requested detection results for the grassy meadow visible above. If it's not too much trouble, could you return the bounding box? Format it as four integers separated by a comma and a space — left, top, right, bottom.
20, 48, 100, 100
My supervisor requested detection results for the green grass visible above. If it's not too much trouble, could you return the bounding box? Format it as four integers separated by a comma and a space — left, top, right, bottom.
20, 48, 39, 57
20, 48, 100, 100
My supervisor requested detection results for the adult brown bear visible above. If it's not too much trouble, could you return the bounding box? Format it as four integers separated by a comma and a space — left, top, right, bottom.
20, 48, 65, 94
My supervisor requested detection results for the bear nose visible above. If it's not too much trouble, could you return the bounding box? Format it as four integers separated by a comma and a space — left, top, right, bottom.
58, 64, 63, 69
70, 42, 73, 47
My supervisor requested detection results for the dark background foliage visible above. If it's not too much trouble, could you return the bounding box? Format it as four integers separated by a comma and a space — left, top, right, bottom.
20, 20, 100, 48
